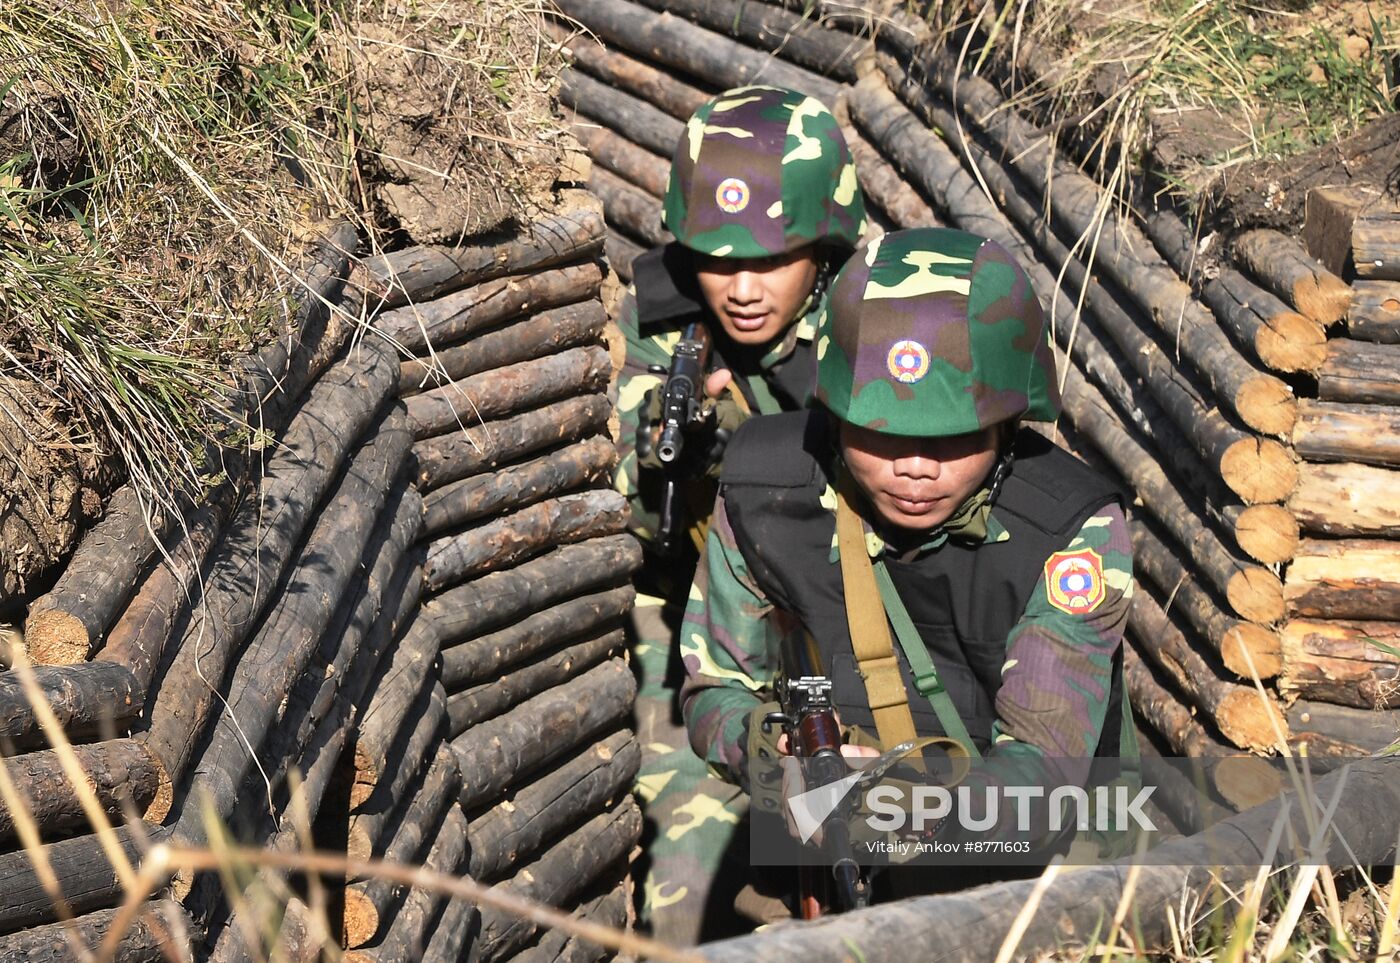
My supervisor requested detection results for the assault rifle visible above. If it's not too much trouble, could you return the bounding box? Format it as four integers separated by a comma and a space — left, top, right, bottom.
650, 320, 712, 552
764, 632, 870, 918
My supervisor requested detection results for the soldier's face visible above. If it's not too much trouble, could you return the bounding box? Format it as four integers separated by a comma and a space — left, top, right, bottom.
839, 423, 1001, 531
694, 246, 819, 346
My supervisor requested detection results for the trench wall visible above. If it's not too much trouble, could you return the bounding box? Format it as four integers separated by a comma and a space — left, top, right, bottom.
0, 188, 639, 960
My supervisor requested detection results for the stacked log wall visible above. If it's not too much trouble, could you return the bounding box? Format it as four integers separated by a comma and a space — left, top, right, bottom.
0, 187, 640, 958
550, 0, 1400, 779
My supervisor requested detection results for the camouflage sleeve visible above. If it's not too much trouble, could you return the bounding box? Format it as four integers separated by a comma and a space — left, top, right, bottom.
989, 502, 1134, 760
612, 287, 681, 544
678, 493, 783, 783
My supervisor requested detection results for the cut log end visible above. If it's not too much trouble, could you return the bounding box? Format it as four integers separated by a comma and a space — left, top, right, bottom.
1256, 311, 1327, 373
1233, 504, 1300, 564
1226, 568, 1286, 625
343, 890, 381, 950
1220, 437, 1298, 505
1293, 273, 1353, 326
1235, 378, 1297, 438
1212, 756, 1284, 811
1221, 622, 1283, 680
1216, 690, 1286, 753
22, 610, 90, 666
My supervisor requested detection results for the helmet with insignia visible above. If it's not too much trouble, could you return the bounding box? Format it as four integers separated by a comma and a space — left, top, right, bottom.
662, 85, 866, 259
814, 227, 1060, 436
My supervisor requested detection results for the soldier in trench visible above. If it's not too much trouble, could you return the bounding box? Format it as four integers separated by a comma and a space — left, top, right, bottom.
610, 84, 867, 941
680, 227, 1140, 907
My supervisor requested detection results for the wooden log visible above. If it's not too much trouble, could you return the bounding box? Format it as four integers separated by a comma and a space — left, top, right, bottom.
413, 393, 612, 492
376, 262, 603, 357
553, 0, 842, 106
351, 607, 439, 809
343, 754, 459, 948
691, 757, 1400, 962
1232, 229, 1353, 325
606, 233, 645, 283
1285, 539, 1400, 621
1279, 618, 1400, 709
351, 679, 446, 812
1129, 520, 1280, 679
418, 884, 478, 963
1221, 502, 1298, 565
560, 69, 686, 158
875, 68, 1300, 441
631, 0, 863, 83
426, 534, 641, 647
0, 901, 194, 962
1302, 185, 1379, 276
1288, 461, 1400, 537
1353, 204, 1400, 280
1285, 701, 1400, 756
400, 300, 606, 397
355, 196, 605, 313
1059, 364, 1285, 624
441, 585, 635, 690
1318, 338, 1400, 404
0, 823, 157, 934
23, 486, 163, 666
424, 436, 616, 538
509, 884, 629, 963
851, 71, 1298, 505
366, 805, 469, 963
141, 338, 399, 789
98, 476, 242, 693
1142, 208, 1327, 374
840, 118, 939, 230
1124, 646, 1232, 760
425, 489, 628, 591
590, 166, 671, 247
455, 659, 636, 810
258, 485, 424, 806
1129, 585, 1285, 753
406, 344, 611, 441
470, 798, 642, 963
1347, 279, 1400, 343
0, 739, 163, 844
448, 628, 625, 736
550, 21, 712, 120
347, 743, 461, 866
0, 662, 141, 753
571, 123, 671, 198
172, 406, 411, 846
467, 730, 640, 881
1293, 399, 1400, 468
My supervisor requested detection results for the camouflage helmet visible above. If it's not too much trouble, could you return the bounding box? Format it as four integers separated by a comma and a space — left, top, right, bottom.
814, 228, 1060, 436
662, 86, 866, 259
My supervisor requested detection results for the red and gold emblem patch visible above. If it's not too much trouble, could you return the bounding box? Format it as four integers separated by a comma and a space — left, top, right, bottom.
715, 177, 750, 214
1044, 548, 1106, 614
886, 339, 930, 384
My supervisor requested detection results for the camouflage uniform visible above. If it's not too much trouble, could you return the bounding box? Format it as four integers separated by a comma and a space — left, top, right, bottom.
679, 229, 1137, 889
612, 86, 866, 944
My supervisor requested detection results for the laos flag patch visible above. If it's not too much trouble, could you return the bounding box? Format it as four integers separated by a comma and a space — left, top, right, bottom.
1045, 548, 1106, 614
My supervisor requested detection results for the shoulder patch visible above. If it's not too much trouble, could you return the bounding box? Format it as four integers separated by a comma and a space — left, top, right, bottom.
1044, 548, 1106, 615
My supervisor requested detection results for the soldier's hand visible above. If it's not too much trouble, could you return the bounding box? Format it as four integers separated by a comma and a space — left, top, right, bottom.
778, 737, 878, 846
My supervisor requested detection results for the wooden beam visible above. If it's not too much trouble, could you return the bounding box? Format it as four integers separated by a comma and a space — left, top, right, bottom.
1232, 229, 1353, 326
1280, 619, 1400, 709
1317, 338, 1400, 405
1347, 279, 1400, 343
1285, 539, 1400, 621
1288, 461, 1400, 537
1293, 399, 1400, 468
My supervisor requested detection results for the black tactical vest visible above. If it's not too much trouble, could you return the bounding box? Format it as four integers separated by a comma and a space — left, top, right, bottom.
722, 411, 1128, 754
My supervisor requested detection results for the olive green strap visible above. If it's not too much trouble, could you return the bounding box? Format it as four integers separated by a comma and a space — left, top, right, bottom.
871, 560, 982, 759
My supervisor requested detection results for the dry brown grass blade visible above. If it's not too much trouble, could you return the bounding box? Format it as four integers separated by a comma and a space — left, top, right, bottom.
159, 841, 704, 963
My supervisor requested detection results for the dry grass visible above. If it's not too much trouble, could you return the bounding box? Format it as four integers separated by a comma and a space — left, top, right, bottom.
0, 0, 564, 532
